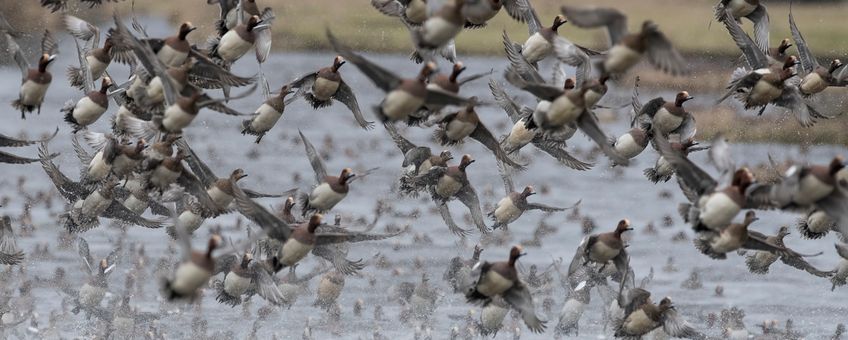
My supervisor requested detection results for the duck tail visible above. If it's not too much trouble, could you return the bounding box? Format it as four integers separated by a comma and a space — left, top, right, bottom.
464, 289, 490, 306
432, 127, 459, 147
213, 280, 242, 307
693, 238, 727, 260
11, 99, 34, 118
214, 19, 228, 37
298, 192, 312, 217
409, 50, 424, 64
66, 66, 85, 89
240, 120, 265, 144
643, 167, 662, 183
796, 218, 827, 240
744, 254, 769, 275
302, 92, 333, 109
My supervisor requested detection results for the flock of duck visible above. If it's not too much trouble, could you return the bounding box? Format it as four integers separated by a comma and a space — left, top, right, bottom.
0, 0, 846, 338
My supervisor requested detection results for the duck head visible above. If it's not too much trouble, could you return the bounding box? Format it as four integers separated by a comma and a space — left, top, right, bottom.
659, 297, 675, 310
777, 38, 793, 54
552, 15, 567, 31
308, 214, 323, 233
521, 185, 536, 197
278, 84, 294, 98
675, 91, 694, 106
284, 196, 295, 211
459, 154, 475, 171
563, 78, 576, 91
178, 22, 197, 40
247, 16, 263, 31
240, 253, 253, 268
732, 168, 755, 191
418, 62, 437, 82
829, 156, 845, 175
332, 56, 346, 72
339, 168, 356, 184
230, 168, 248, 182
449, 62, 467, 82
439, 150, 454, 162
829, 59, 843, 73
508, 245, 526, 265
99, 77, 113, 93
743, 211, 759, 225
38, 53, 56, 72
615, 219, 633, 234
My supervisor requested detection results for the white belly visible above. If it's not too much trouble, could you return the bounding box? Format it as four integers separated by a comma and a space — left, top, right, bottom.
435, 175, 463, 198
176, 211, 205, 234
217, 31, 254, 62
123, 195, 148, 215
421, 17, 462, 47
19, 80, 50, 106
405, 0, 428, 24
145, 76, 166, 104
794, 175, 834, 205
710, 231, 743, 254
655, 156, 674, 177
157, 44, 189, 68
280, 238, 313, 266
494, 197, 522, 224
207, 186, 234, 209
81, 191, 112, 217
698, 192, 741, 230
584, 89, 604, 108
728, 0, 758, 18
171, 261, 212, 295
615, 133, 646, 159
749, 80, 783, 106
653, 108, 684, 134
476, 270, 514, 297
312, 78, 340, 101
807, 210, 834, 233
87, 56, 108, 80
79, 283, 106, 308
163, 104, 195, 132
418, 159, 434, 174
589, 241, 620, 263
382, 90, 424, 121
481, 303, 509, 332
250, 103, 283, 132
308, 182, 347, 210
546, 95, 583, 127
504, 121, 536, 151
150, 166, 181, 189
522, 33, 552, 64
73, 96, 108, 126
223, 272, 252, 296
623, 309, 657, 335
800, 72, 828, 95
604, 45, 643, 75
88, 151, 112, 180
444, 120, 476, 141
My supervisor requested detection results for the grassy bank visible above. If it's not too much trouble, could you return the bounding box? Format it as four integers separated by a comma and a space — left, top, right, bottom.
3, 0, 847, 58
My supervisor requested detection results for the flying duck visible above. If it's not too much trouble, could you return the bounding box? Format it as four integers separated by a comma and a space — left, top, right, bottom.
744, 226, 834, 278
560, 5, 688, 77
490, 161, 578, 229
3, 28, 58, 119
489, 79, 593, 171
241, 84, 295, 143
298, 131, 377, 216
716, 9, 825, 127
328, 30, 473, 123
383, 122, 453, 197
465, 245, 546, 333
288, 56, 374, 130
410, 154, 489, 236
433, 98, 525, 170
